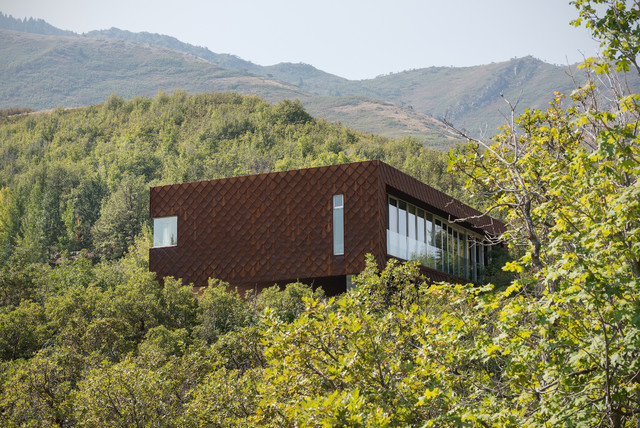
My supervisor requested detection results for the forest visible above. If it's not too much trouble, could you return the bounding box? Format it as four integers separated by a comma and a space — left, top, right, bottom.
1, 0, 640, 426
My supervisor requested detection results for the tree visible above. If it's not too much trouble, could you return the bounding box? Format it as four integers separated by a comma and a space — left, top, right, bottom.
91, 174, 148, 260
0, 300, 49, 360
443, 1, 640, 424
69, 174, 107, 251
0, 187, 17, 265
0, 350, 79, 427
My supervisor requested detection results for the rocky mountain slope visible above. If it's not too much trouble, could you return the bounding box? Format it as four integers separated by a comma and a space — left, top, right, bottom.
3, 13, 623, 146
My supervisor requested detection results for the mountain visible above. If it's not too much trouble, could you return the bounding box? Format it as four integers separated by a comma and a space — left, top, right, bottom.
355, 57, 585, 134
3, 13, 628, 146
0, 25, 454, 146
0, 12, 74, 36
85, 27, 262, 73
80, 25, 584, 132
80, 24, 594, 134
0, 29, 307, 109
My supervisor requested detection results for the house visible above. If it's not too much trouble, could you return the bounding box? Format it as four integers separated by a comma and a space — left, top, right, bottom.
149, 160, 505, 295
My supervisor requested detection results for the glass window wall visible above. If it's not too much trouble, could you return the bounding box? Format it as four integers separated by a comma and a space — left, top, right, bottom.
386, 195, 487, 282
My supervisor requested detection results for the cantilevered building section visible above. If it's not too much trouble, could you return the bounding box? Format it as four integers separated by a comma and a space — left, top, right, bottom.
149, 160, 505, 295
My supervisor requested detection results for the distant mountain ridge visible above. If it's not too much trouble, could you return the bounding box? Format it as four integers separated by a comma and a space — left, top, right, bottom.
2, 12, 628, 146
0, 12, 74, 36
85, 27, 263, 73
80, 23, 592, 133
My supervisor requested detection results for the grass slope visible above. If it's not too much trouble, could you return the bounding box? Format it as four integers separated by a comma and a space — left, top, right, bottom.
1, 29, 460, 148
303, 96, 458, 149
0, 30, 308, 109
32, 22, 591, 133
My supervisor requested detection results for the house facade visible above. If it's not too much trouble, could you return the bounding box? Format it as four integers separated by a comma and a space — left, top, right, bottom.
149, 160, 505, 295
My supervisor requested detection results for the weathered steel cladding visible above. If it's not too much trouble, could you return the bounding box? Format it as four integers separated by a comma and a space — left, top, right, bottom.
377, 162, 505, 236
150, 161, 385, 292
149, 160, 504, 292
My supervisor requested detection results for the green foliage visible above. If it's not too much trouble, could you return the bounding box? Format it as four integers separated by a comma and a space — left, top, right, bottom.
0, 300, 50, 360
91, 174, 149, 260
572, 0, 640, 73
75, 357, 180, 426
0, 90, 465, 267
193, 279, 251, 344
185, 366, 261, 427
0, 349, 80, 427
4, 2, 639, 425
444, 2, 640, 422
251, 281, 325, 323
253, 257, 513, 427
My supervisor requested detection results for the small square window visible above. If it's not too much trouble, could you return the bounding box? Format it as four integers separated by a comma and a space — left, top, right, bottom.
153, 216, 178, 247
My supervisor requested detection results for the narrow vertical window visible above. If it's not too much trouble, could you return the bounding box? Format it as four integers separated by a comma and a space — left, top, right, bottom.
478, 242, 485, 282
417, 209, 425, 244
408, 205, 416, 258
398, 201, 407, 237
435, 219, 443, 271
470, 238, 477, 283
452, 230, 458, 276
463, 233, 470, 280
333, 195, 344, 255
388, 196, 398, 233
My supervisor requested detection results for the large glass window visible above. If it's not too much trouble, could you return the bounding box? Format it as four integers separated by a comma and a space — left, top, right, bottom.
389, 197, 398, 233
435, 219, 444, 272
398, 201, 407, 238
386, 195, 488, 282
408, 205, 417, 258
153, 216, 178, 247
333, 195, 344, 255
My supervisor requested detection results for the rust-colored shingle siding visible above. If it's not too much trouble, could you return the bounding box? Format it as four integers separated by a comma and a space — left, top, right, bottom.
149, 160, 505, 291
377, 162, 505, 236
150, 161, 386, 290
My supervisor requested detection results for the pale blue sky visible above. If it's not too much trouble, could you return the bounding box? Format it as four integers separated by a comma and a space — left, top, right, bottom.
1, 0, 602, 80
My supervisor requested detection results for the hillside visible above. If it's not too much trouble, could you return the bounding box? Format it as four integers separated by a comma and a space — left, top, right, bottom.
85, 27, 263, 73
77, 24, 588, 133
0, 29, 308, 109
303, 96, 457, 149
0, 11, 74, 36
355, 57, 585, 133
0, 91, 471, 266
4, 13, 633, 144
1, 28, 452, 146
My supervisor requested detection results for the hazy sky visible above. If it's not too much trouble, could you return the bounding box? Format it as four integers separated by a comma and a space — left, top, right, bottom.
1, 0, 601, 80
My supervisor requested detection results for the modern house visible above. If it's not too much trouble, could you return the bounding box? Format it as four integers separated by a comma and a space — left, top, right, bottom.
149, 160, 505, 295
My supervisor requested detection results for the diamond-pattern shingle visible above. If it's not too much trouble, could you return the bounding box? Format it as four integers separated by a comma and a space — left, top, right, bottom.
149, 160, 504, 292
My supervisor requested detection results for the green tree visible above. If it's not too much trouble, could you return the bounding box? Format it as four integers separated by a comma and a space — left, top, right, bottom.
74, 357, 178, 426
193, 279, 251, 344
14, 183, 47, 264
0, 300, 49, 360
443, 1, 640, 424
0, 350, 79, 427
91, 174, 148, 260
68, 174, 106, 251
0, 187, 18, 265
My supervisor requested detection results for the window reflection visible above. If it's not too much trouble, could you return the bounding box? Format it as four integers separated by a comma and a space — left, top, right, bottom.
333, 195, 344, 255
153, 216, 178, 247
386, 195, 487, 282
